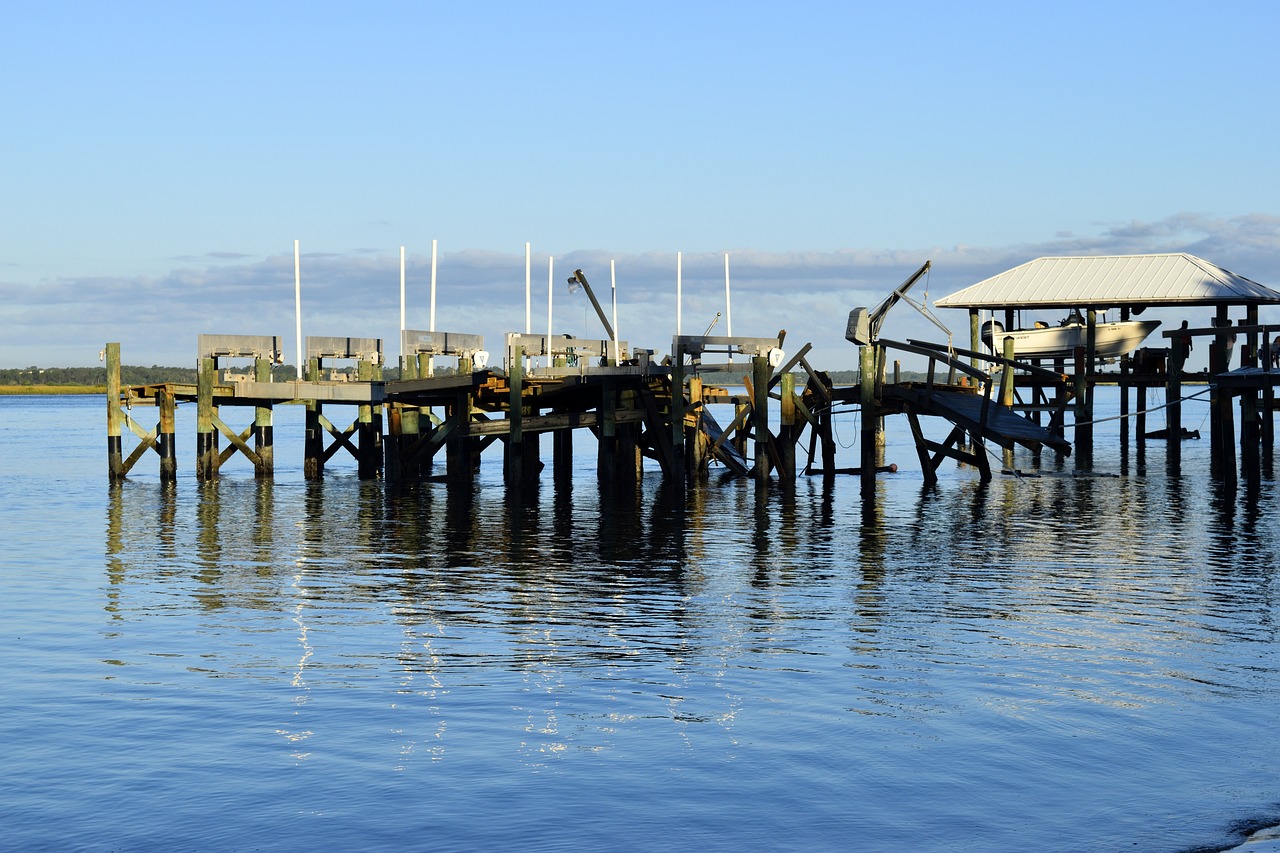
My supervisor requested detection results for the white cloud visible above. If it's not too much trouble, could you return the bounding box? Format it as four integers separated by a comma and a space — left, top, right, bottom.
5, 213, 1280, 369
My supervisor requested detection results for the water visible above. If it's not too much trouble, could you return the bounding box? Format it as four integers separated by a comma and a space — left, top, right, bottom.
2, 392, 1279, 852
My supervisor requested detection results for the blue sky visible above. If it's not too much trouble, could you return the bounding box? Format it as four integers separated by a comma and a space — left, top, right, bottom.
3, 1, 1279, 370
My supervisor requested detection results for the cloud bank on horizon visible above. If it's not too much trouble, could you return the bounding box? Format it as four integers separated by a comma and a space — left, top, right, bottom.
2, 3, 1278, 370
5, 213, 1279, 371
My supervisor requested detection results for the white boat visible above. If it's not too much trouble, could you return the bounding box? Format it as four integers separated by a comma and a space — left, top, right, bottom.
981, 311, 1161, 360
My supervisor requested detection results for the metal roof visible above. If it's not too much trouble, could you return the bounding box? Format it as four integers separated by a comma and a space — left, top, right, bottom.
934, 253, 1280, 310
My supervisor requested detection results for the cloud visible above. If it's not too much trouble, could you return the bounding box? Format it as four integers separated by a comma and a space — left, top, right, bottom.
5, 213, 1280, 369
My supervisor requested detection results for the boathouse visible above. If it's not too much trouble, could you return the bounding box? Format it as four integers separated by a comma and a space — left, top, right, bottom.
934, 253, 1280, 476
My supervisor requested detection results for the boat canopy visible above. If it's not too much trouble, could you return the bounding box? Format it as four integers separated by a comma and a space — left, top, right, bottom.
934, 254, 1280, 311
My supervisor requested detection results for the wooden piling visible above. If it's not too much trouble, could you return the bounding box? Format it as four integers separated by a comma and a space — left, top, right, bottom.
779, 372, 796, 485
1167, 336, 1185, 469
752, 355, 771, 484
687, 376, 707, 477
446, 386, 475, 485
1001, 336, 1015, 469
106, 342, 124, 481
617, 386, 641, 484
553, 407, 574, 485
505, 346, 525, 488
670, 344, 686, 479
1073, 346, 1091, 465
598, 376, 618, 486
304, 356, 322, 480
196, 356, 217, 480
859, 343, 876, 491
357, 357, 380, 480
254, 356, 273, 478
158, 386, 177, 481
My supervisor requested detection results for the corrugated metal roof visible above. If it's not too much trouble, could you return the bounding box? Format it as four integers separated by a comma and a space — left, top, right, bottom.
934, 254, 1280, 309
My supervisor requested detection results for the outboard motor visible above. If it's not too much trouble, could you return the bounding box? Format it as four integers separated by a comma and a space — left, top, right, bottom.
980, 319, 1004, 351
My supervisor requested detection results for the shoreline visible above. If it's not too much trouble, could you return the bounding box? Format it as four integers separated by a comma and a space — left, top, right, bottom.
0, 385, 103, 395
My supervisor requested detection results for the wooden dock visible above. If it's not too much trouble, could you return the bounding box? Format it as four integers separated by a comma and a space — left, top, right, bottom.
105, 332, 847, 491
107, 320, 1280, 494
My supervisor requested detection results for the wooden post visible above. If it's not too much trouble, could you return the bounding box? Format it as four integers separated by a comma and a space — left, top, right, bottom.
1167, 334, 1184, 469
598, 376, 617, 487
1242, 386, 1259, 480
1002, 336, 1016, 469
254, 356, 273, 478
523, 393, 542, 489
106, 342, 125, 481
969, 310, 981, 369
196, 356, 217, 481
505, 346, 524, 488
860, 343, 876, 492
1244, 306, 1261, 479
1073, 345, 1091, 466
357, 358, 380, 480
618, 385, 641, 483
1209, 308, 1230, 471
780, 371, 796, 486
158, 385, 177, 481
446, 387, 474, 485
688, 375, 706, 476
752, 355, 771, 484
670, 341, 685, 478
304, 356, 322, 480
553, 408, 574, 486
1263, 328, 1275, 453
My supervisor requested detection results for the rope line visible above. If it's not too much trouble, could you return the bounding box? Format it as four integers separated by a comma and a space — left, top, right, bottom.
1062, 388, 1211, 431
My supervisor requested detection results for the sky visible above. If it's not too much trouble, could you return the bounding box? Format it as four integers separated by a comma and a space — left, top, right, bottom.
3, 1, 1280, 372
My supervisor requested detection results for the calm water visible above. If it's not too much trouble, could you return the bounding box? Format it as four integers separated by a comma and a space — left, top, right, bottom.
2, 392, 1279, 852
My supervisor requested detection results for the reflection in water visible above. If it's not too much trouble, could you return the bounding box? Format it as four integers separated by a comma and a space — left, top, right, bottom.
92, 462, 1280, 849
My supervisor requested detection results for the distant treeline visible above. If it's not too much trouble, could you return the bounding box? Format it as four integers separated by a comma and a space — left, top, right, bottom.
1, 364, 928, 388
695, 369, 927, 385
0, 365, 194, 386
0, 363, 433, 386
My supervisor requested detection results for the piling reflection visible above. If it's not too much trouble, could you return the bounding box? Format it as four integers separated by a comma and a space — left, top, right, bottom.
99, 461, 1280, 766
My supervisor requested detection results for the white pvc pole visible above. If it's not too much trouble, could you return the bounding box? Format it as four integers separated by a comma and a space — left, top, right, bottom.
524, 242, 532, 334
429, 239, 438, 333
294, 239, 302, 379
547, 256, 554, 369
610, 259, 620, 366
724, 252, 732, 363
724, 252, 732, 338
676, 251, 682, 337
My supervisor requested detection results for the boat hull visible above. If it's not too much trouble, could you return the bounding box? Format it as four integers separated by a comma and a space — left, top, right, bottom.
981, 319, 1162, 360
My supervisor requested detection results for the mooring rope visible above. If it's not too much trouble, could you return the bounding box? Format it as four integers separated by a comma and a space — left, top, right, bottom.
1062, 387, 1212, 431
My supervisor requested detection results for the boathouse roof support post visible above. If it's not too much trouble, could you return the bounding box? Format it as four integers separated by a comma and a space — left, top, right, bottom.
1210, 307, 1231, 471
1086, 307, 1098, 435
1166, 335, 1185, 472
1000, 336, 1016, 409
969, 311, 981, 370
